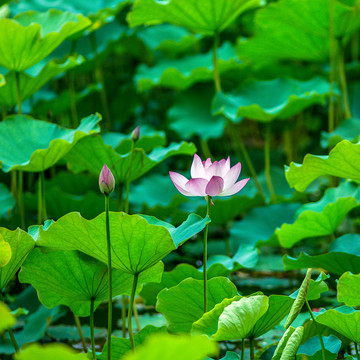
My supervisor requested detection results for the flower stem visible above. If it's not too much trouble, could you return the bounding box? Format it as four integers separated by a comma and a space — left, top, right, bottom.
241, 339, 245, 360
90, 298, 96, 360
212, 32, 221, 92
8, 328, 19, 353
328, 0, 336, 132
15, 72, 22, 115
125, 141, 135, 214
18, 170, 25, 229
305, 300, 326, 360
133, 301, 141, 332
264, 125, 276, 204
338, 44, 351, 119
122, 295, 127, 338
249, 337, 255, 360
73, 313, 87, 352
203, 196, 211, 313
128, 273, 139, 351
105, 195, 112, 360
37, 171, 47, 224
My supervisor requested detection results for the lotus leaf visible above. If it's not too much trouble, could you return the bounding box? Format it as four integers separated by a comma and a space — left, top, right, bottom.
337, 272, 360, 307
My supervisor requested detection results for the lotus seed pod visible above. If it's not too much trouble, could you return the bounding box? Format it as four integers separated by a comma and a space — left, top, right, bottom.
99, 164, 115, 195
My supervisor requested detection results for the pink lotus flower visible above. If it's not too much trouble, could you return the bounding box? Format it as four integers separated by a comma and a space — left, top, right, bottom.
169, 154, 249, 197
99, 164, 115, 195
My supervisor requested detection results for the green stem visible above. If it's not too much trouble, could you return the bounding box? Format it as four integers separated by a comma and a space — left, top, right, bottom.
264, 125, 276, 204
283, 126, 294, 164
8, 328, 19, 353
2, 106, 7, 120
73, 313, 87, 352
69, 40, 78, 127
305, 300, 326, 360
128, 273, 139, 351
90, 298, 96, 360
18, 171, 25, 229
200, 139, 213, 159
105, 195, 112, 360
124, 141, 135, 214
355, 342, 360, 360
15, 72, 22, 115
338, 43, 352, 119
133, 300, 141, 332
241, 339, 245, 360
37, 172, 47, 224
212, 32, 221, 92
203, 196, 211, 313
226, 122, 264, 196
249, 337, 255, 360
122, 295, 127, 338
328, 0, 336, 132
90, 32, 111, 131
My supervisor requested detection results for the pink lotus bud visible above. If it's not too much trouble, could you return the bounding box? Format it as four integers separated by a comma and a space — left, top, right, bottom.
131, 126, 140, 142
99, 164, 115, 195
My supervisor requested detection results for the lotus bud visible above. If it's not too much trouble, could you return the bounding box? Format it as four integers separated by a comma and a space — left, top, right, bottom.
131, 125, 140, 142
99, 164, 115, 195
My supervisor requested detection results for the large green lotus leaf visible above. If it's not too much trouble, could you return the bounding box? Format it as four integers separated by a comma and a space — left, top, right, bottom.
127, 0, 261, 35
0, 234, 11, 267
211, 295, 269, 341
276, 181, 360, 248
0, 227, 35, 289
297, 335, 341, 360
0, 10, 91, 71
122, 333, 218, 360
316, 306, 360, 343
286, 140, 360, 192
103, 126, 166, 155
156, 277, 238, 333
230, 203, 301, 249
137, 24, 201, 56
0, 74, 4, 87
135, 42, 241, 92
99, 325, 167, 360
168, 86, 226, 141
65, 134, 196, 182
337, 272, 360, 307
0, 302, 15, 333
19, 248, 163, 316
13, 343, 88, 360
320, 118, 360, 148
0, 55, 83, 107
36, 212, 208, 275
0, 183, 15, 220
290, 272, 330, 301
0, 113, 101, 173
283, 234, 360, 275
238, 0, 360, 64
212, 77, 331, 122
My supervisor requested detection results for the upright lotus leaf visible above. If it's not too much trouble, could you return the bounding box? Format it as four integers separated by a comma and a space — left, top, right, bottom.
284, 269, 312, 329
156, 277, 238, 333
290, 272, 329, 301
283, 234, 360, 275
297, 335, 341, 360
320, 117, 360, 148
121, 333, 218, 360
0, 10, 91, 71
316, 306, 360, 343
337, 272, 360, 307
0, 183, 15, 220
99, 325, 167, 360
0, 113, 101, 173
135, 42, 241, 92
276, 181, 360, 248
0, 227, 35, 289
279, 326, 304, 360
239, 0, 360, 64
13, 343, 88, 360
65, 134, 196, 182
272, 326, 295, 360
0, 234, 11, 267
36, 212, 208, 276
0, 302, 15, 333
19, 248, 163, 316
127, 0, 262, 35
212, 77, 331, 122
230, 203, 301, 248
0, 55, 84, 107
168, 86, 226, 140
286, 140, 360, 192
211, 295, 269, 341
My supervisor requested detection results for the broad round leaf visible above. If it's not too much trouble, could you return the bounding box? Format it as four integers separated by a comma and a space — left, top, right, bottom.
0, 234, 11, 268
156, 276, 238, 333
128, 0, 261, 35
0, 302, 15, 333
0, 227, 35, 289
0, 10, 91, 71
337, 272, 360, 307
0, 113, 101, 173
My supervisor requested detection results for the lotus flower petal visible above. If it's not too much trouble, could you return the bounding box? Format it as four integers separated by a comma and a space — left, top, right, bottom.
191, 154, 205, 178
203, 158, 212, 170
223, 162, 242, 190
205, 176, 224, 196
169, 171, 192, 196
185, 178, 208, 196
219, 178, 250, 196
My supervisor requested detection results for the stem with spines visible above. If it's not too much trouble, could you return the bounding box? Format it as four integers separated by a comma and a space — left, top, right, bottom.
203, 196, 211, 313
